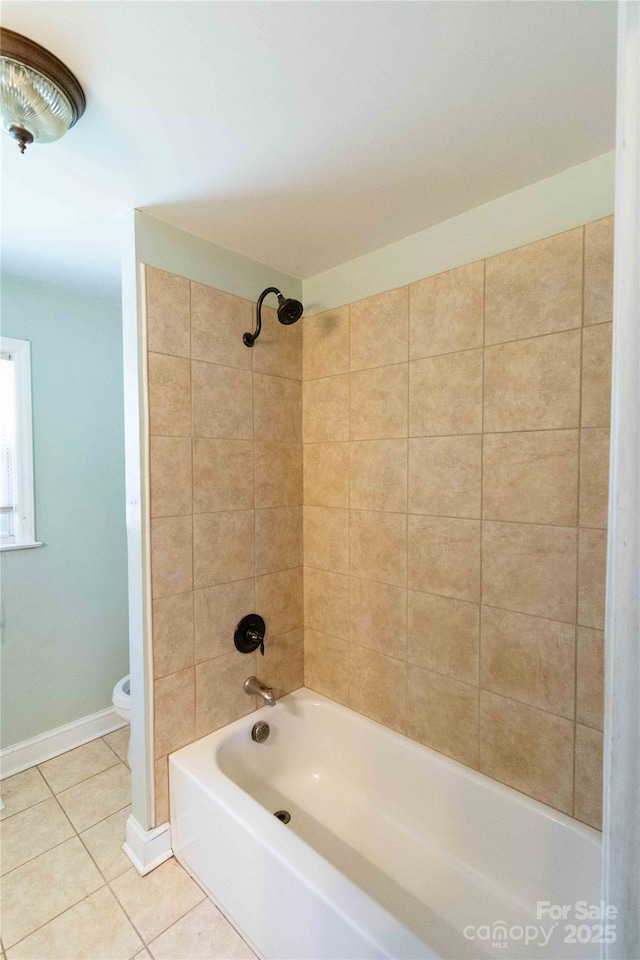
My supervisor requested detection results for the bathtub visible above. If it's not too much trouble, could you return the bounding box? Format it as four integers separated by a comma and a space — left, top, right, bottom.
170, 689, 602, 960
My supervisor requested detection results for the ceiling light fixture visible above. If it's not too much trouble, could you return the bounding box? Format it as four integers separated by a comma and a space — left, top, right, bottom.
0, 28, 85, 154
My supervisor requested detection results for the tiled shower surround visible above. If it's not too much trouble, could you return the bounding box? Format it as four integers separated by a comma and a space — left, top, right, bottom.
146, 216, 612, 831
146, 269, 303, 824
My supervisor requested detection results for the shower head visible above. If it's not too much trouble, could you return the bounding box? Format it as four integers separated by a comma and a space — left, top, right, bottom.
276, 295, 304, 326
243, 287, 304, 346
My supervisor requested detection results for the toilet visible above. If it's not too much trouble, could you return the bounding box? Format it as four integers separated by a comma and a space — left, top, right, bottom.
112, 675, 131, 766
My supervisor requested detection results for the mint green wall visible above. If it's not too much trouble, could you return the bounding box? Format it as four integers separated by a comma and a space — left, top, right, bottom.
1, 276, 129, 748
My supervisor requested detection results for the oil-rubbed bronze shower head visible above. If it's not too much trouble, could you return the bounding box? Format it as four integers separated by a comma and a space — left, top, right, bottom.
276, 295, 304, 326
243, 287, 304, 346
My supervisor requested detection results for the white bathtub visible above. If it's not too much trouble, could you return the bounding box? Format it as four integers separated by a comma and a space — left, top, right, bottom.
170, 688, 602, 960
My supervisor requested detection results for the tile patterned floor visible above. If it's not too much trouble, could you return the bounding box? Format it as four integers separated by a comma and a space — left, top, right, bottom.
0, 732, 257, 960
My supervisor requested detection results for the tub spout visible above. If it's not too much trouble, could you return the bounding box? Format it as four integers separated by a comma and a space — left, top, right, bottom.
244, 676, 276, 706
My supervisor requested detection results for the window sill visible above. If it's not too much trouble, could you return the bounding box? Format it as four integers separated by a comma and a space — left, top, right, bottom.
0, 541, 44, 552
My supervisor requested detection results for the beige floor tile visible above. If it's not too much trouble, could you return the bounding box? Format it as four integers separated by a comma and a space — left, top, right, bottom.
104, 727, 131, 765
111, 859, 205, 944
39, 740, 120, 795
134, 951, 152, 959
0, 768, 51, 822
149, 898, 255, 960
57, 764, 130, 833
80, 804, 131, 881
1, 837, 103, 948
0, 798, 74, 876
7, 886, 142, 960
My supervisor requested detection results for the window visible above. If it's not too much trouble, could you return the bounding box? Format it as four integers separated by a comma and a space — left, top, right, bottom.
1, 337, 39, 550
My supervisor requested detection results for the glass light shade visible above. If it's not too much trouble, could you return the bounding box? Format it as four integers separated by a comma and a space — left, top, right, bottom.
0, 56, 73, 144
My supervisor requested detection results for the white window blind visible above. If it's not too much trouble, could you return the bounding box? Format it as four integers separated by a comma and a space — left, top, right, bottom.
0, 337, 38, 549
0, 352, 17, 540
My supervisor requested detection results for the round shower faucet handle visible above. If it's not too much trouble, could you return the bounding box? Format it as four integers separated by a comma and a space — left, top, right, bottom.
235, 613, 266, 655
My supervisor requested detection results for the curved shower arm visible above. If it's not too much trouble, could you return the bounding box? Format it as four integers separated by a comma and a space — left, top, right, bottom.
243, 287, 282, 347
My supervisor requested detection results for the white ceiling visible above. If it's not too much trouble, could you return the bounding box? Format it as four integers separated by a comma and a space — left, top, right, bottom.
1, 1, 616, 300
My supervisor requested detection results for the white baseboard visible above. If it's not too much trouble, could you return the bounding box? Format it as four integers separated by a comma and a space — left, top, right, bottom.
0, 707, 127, 780
123, 814, 172, 875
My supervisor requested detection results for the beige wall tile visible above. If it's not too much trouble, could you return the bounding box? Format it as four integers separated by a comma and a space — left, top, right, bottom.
192, 439, 253, 513
303, 306, 349, 379
482, 430, 579, 526
190, 282, 252, 370
256, 506, 303, 575
1, 798, 74, 876
303, 374, 349, 441
485, 229, 583, 345
304, 442, 349, 508
254, 373, 302, 442
191, 360, 252, 439
350, 644, 407, 733
350, 439, 407, 512
7, 883, 143, 960
154, 667, 195, 758
409, 435, 481, 518
581, 323, 612, 428
408, 591, 479, 685
480, 606, 575, 718
146, 267, 190, 359
407, 666, 479, 767
39, 741, 118, 795
79, 805, 132, 881
193, 510, 254, 588
574, 724, 603, 829
350, 364, 408, 440
350, 510, 407, 587
150, 437, 193, 518
152, 592, 194, 679
579, 428, 610, 529
261, 628, 304, 699
255, 441, 302, 507
577, 627, 604, 731
57, 765, 130, 833
154, 758, 168, 826
195, 652, 256, 738
304, 629, 350, 705
304, 505, 349, 573
151, 516, 193, 599
110, 858, 205, 945
410, 261, 484, 360
305, 566, 349, 640
479, 691, 574, 813
584, 217, 614, 327
195, 579, 254, 663
350, 577, 407, 660
255, 566, 303, 635
578, 527, 607, 629
148, 353, 191, 437
484, 330, 581, 432
253, 304, 302, 380
409, 349, 482, 437
482, 521, 576, 622
0, 768, 51, 822
1, 837, 102, 949
408, 515, 480, 602
350, 287, 409, 371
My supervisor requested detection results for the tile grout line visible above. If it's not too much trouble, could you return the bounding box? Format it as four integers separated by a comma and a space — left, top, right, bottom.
572, 226, 587, 818
478, 256, 487, 770
404, 289, 410, 729
347, 302, 353, 708
37, 754, 122, 797
188, 277, 197, 763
